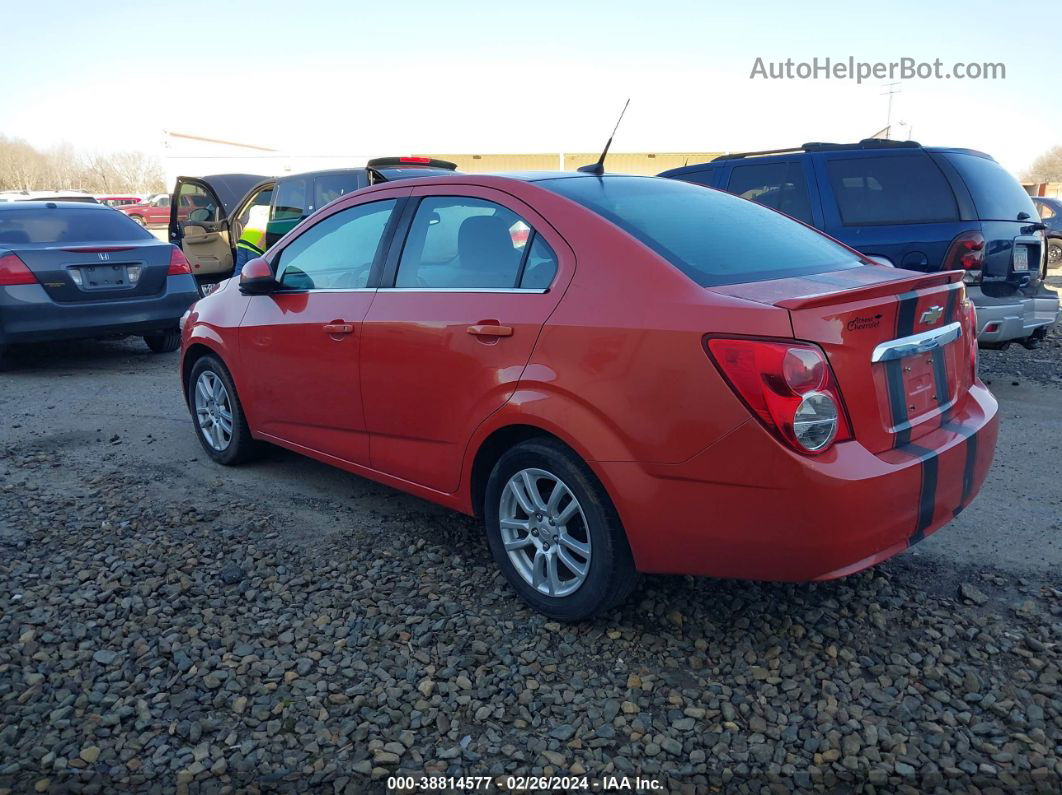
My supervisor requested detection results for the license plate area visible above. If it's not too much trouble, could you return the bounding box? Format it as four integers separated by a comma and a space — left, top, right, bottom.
75, 263, 140, 290
898, 353, 940, 420
1013, 245, 1029, 272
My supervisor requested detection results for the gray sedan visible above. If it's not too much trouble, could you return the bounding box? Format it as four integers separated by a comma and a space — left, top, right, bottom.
0, 201, 199, 369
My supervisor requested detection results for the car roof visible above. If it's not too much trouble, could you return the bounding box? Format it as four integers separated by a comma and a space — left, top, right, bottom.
0, 200, 115, 211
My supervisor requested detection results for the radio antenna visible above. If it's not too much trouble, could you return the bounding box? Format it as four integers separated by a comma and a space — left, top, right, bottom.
578, 98, 630, 175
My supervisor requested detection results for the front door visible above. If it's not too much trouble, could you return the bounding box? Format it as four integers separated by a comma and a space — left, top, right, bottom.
170, 179, 233, 278
360, 186, 572, 493
238, 195, 403, 465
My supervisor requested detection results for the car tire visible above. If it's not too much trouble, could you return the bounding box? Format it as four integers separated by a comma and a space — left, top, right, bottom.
187, 354, 261, 465
484, 438, 637, 621
144, 330, 181, 353
0, 345, 10, 372
130, 215, 147, 227
1048, 238, 1062, 268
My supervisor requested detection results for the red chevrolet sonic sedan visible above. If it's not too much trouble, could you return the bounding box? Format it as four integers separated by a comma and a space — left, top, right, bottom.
179, 173, 999, 620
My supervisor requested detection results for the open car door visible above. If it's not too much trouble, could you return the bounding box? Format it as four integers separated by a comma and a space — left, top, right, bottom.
169, 174, 267, 280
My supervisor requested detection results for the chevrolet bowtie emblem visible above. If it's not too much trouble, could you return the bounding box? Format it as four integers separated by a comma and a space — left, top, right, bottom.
920, 305, 943, 325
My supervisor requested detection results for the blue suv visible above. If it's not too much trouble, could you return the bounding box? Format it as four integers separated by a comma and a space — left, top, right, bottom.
660, 139, 1059, 348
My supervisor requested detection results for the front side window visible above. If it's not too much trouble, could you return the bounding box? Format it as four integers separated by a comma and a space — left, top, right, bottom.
538, 176, 860, 287
273, 178, 309, 222
276, 199, 396, 290
395, 196, 534, 288
726, 161, 813, 223
826, 154, 958, 225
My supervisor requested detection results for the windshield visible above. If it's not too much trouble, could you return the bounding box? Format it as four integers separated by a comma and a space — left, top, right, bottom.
0, 207, 154, 244
537, 176, 862, 286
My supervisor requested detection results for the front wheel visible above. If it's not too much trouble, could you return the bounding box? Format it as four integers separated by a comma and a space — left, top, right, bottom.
1048, 239, 1062, 268
144, 330, 181, 353
131, 215, 147, 227
187, 355, 260, 465
484, 438, 636, 621
0, 344, 10, 372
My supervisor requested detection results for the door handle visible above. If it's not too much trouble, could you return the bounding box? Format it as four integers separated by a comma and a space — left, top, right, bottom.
466, 324, 513, 338
323, 323, 354, 335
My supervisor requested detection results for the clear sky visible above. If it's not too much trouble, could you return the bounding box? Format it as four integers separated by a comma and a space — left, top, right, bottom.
2, 0, 1058, 176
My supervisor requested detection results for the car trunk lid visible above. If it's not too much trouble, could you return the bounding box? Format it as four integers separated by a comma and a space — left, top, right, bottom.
712, 266, 974, 453
11, 240, 174, 303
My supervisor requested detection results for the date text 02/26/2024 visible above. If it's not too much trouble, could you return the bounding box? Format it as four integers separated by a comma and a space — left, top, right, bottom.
387, 775, 665, 792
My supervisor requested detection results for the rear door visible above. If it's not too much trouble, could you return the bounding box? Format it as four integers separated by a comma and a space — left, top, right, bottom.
812, 150, 970, 270
359, 185, 573, 492
169, 178, 234, 278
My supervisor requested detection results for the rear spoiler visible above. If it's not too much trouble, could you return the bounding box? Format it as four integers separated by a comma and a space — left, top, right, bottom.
775, 269, 964, 311
367, 156, 458, 170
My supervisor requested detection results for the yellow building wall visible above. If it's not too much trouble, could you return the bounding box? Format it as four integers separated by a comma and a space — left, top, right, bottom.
420, 153, 723, 176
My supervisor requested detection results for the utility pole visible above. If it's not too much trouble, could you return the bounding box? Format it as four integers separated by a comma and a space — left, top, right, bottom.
881, 82, 901, 139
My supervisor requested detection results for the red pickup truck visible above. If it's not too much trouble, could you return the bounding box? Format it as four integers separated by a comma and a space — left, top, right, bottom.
122, 193, 205, 226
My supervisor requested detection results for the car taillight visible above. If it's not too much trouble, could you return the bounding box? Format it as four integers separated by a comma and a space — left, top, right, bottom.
0, 252, 37, 286
399, 156, 431, 164
944, 231, 985, 285
705, 337, 852, 455
168, 246, 192, 276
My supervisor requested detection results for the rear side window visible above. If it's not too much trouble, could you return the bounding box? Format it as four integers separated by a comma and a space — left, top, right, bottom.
520, 235, 558, 289
943, 152, 1038, 222
538, 176, 860, 287
674, 167, 716, 188
312, 173, 360, 212
726, 161, 813, 223
276, 199, 396, 290
826, 154, 958, 225
273, 178, 309, 222
395, 197, 532, 289
0, 208, 153, 244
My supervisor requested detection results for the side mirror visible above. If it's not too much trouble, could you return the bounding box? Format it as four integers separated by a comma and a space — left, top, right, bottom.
239, 257, 279, 294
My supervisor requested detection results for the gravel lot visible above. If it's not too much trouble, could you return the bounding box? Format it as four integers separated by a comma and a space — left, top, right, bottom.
1, 284, 1060, 793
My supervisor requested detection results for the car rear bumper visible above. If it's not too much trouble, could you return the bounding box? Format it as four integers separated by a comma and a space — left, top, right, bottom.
0, 276, 199, 345
969, 285, 1059, 343
597, 383, 998, 581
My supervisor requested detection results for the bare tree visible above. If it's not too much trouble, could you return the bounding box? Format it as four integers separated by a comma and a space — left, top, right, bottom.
1023, 145, 1062, 184
0, 134, 165, 193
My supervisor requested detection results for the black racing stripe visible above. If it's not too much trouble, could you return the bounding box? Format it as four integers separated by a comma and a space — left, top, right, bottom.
931, 347, 949, 407
902, 443, 939, 545
942, 420, 979, 518
896, 290, 920, 336
943, 284, 960, 323
886, 359, 912, 447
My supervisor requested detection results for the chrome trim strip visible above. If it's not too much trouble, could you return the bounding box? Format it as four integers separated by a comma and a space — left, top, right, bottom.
871, 321, 962, 363
384, 287, 550, 294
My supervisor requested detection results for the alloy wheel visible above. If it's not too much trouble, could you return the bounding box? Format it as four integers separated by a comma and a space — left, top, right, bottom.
194, 370, 233, 451
498, 468, 592, 598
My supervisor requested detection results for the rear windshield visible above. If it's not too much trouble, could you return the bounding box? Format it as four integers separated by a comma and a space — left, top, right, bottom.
537, 176, 861, 286
943, 152, 1038, 222
0, 207, 154, 245
825, 154, 958, 226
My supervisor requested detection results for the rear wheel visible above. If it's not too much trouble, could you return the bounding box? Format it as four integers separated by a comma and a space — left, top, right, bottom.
484, 438, 637, 621
144, 330, 181, 353
188, 355, 260, 465
0, 345, 10, 372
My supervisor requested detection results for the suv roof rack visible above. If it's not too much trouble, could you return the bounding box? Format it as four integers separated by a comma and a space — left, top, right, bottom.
367, 156, 458, 170
711, 138, 922, 162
